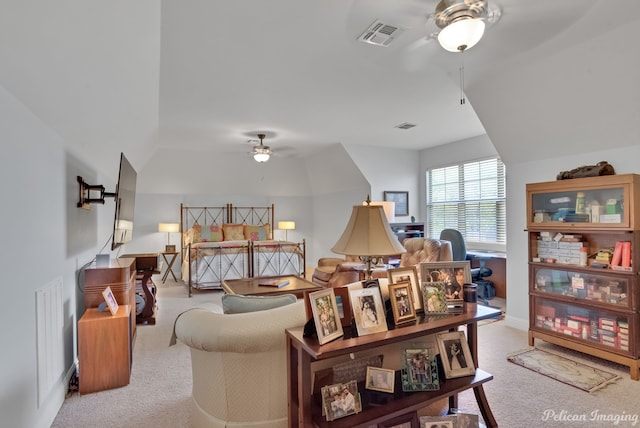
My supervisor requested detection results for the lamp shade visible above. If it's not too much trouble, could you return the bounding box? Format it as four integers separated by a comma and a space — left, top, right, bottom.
332, 205, 405, 257
277, 221, 296, 230
437, 18, 485, 52
367, 201, 395, 222
158, 223, 179, 233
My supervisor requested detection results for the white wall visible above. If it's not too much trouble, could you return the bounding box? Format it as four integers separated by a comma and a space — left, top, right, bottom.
0, 87, 107, 428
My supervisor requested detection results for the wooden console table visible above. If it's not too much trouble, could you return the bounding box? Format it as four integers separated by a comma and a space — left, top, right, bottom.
286, 305, 500, 427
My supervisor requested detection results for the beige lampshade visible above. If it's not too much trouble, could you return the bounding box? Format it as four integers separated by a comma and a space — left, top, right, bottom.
332, 205, 405, 257
158, 223, 179, 233
277, 221, 296, 230
367, 201, 395, 221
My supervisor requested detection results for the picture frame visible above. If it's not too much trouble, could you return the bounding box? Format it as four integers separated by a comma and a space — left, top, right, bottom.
436, 331, 476, 379
419, 261, 472, 300
388, 281, 417, 325
401, 348, 440, 392
384, 191, 409, 216
421, 281, 448, 314
102, 286, 119, 316
349, 287, 388, 336
387, 265, 422, 312
378, 411, 419, 428
309, 288, 344, 345
165, 244, 176, 252
321, 380, 362, 421
365, 366, 395, 393
418, 415, 457, 428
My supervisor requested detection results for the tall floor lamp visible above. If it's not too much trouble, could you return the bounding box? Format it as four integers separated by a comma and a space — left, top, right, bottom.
332, 198, 405, 280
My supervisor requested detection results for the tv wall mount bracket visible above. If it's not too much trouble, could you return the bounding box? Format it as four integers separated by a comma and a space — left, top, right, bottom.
77, 176, 116, 209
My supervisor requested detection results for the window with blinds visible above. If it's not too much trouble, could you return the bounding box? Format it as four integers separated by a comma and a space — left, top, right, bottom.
426, 157, 506, 251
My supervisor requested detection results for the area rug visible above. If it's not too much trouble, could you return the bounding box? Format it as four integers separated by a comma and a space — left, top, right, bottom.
507, 348, 621, 393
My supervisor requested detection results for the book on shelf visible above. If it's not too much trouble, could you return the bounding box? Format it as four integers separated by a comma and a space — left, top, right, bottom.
258, 279, 290, 288
610, 241, 623, 267
621, 241, 631, 268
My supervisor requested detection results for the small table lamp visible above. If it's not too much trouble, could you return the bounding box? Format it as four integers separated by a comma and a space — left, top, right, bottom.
158, 223, 179, 252
278, 221, 296, 241
332, 198, 405, 279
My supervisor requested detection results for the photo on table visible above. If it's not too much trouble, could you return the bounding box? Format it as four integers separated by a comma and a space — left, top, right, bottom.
349, 287, 388, 336
309, 288, 344, 345
388, 281, 416, 325
436, 331, 476, 379
387, 265, 422, 312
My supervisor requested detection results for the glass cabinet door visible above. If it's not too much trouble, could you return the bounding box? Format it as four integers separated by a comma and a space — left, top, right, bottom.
532, 266, 631, 309
531, 297, 631, 353
530, 185, 626, 226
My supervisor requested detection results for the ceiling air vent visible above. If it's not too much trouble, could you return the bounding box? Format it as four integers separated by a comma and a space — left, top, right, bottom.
395, 122, 417, 130
357, 20, 404, 47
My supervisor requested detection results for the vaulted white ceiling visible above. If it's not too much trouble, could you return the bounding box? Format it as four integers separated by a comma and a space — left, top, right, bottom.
3, 0, 638, 178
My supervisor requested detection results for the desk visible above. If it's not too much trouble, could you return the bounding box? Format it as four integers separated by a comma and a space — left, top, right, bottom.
467, 251, 506, 299
287, 305, 501, 427
223, 275, 322, 299
161, 252, 179, 283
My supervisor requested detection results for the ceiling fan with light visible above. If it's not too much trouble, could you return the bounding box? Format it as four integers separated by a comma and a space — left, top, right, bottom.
251, 133, 272, 163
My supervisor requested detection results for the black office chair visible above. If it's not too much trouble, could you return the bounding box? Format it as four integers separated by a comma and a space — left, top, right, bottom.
439, 229, 493, 301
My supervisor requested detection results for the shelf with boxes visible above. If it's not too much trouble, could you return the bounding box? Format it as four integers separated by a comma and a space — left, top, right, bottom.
526, 174, 640, 380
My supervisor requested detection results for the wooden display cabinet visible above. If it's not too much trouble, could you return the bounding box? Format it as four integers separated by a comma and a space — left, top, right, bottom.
286, 306, 500, 427
526, 174, 640, 380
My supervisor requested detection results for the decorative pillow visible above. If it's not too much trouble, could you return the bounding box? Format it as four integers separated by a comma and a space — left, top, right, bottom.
184, 224, 202, 244
221, 294, 297, 314
222, 223, 245, 241
243, 225, 268, 241
200, 224, 223, 242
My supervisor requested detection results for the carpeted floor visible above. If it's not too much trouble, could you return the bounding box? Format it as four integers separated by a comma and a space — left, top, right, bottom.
52, 279, 640, 428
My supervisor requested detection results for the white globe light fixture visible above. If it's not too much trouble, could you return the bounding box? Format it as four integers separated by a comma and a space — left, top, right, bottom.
437, 18, 485, 52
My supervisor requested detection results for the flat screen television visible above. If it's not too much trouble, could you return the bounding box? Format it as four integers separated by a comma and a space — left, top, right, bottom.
111, 153, 137, 250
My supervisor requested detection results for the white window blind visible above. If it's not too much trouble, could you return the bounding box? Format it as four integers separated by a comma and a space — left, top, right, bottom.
426, 158, 506, 250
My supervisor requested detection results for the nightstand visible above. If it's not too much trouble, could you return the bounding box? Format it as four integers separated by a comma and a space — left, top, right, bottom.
161, 251, 179, 283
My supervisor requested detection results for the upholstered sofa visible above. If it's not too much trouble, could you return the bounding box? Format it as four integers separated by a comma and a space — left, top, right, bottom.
312, 237, 453, 288
173, 296, 306, 428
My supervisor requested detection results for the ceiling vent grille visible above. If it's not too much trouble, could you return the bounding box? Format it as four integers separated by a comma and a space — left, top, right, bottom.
357, 20, 403, 47
395, 122, 417, 130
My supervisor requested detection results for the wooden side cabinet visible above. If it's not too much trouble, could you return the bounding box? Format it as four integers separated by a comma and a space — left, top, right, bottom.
78, 305, 132, 394
526, 174, 640, 380
84, 257, 137, 341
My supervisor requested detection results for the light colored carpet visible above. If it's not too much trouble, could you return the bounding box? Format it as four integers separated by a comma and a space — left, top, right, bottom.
53, 279, 640, 428
507, 348, 621, 393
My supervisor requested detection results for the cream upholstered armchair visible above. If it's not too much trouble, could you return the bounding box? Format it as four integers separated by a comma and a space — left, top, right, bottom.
173, 297, 306, 428
399, 237, 453, 278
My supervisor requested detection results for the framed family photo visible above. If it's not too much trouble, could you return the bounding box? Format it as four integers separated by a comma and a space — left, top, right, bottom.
387, 266, 422, 312
349, 287, 388, 336
419, 261, 471, 300
378, 411, 419, 428
436, 331, 475, 379
102, 286, 119, 316
309, 288, 344, 345
383, 191, 409, 216
365, 366, 395, 393
421, 282, 447, 314
388, 281, 416, 325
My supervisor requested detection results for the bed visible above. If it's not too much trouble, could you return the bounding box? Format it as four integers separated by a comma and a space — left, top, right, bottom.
180, 203, 306, 296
